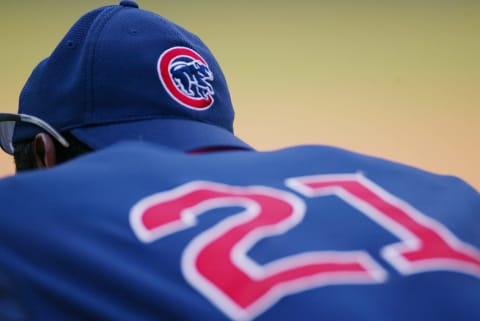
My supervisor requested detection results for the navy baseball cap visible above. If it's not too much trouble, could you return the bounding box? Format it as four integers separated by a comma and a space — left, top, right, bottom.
11, 0, 251, 153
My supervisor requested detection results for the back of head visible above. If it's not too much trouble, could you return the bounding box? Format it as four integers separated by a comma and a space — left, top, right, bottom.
14, 0, 250, 153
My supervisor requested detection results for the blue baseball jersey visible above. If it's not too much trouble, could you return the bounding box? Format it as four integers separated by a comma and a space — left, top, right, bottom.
0, 142, 479, 321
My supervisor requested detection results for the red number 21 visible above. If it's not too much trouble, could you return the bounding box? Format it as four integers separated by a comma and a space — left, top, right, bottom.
130, 174, 480, 321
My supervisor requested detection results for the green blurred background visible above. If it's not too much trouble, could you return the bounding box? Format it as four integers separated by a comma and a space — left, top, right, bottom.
1, 0, 479, 189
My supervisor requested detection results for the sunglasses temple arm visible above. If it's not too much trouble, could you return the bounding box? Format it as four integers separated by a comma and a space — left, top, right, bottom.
19, 114, 70, 148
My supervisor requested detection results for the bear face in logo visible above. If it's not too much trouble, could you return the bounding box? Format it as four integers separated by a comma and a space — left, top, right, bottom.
158, 47, 215, 110
170, 60, 214, 100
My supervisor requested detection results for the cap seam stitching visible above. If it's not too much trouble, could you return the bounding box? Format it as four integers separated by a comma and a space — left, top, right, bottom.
61, 115, 220, 132
85, 6, 123, 124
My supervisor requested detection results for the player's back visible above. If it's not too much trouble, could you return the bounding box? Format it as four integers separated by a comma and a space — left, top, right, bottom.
0, 142, 479, 321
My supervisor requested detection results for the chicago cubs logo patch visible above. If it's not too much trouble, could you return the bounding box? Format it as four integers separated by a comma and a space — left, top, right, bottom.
158, 46, 215, 110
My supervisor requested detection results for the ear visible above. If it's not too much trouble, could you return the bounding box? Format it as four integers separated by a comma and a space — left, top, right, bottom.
34, 133, 57, 169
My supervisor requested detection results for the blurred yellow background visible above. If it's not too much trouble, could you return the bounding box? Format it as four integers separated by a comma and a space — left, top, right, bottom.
1, 1, 479, 189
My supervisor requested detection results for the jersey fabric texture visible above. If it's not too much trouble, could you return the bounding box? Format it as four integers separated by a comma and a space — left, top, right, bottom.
0, 142, 479, 321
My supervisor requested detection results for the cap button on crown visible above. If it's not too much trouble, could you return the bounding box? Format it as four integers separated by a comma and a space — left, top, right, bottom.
119, 0, 139, 8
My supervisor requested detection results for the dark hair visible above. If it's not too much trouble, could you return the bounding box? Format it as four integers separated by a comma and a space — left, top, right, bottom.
13, 132, 93, 171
